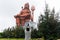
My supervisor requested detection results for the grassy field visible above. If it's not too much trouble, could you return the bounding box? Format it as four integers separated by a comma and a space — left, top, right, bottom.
0, 38, 23, 40
0, 38, 60, 40
0, 38, 24, 40
0, 38, 44, 40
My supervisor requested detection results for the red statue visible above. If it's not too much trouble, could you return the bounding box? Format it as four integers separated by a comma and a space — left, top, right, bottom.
14, 3, 35, 26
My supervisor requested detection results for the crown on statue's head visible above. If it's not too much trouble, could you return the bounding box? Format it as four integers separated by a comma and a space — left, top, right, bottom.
24, 3, 29, 9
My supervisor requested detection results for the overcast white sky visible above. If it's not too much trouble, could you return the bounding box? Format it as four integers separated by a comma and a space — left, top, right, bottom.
0, 0, 60, 32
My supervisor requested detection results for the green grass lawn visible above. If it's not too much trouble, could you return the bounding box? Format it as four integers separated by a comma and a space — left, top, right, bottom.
0, 38, 60, 40
0, 38, 44, 40
0, 38, 24, 40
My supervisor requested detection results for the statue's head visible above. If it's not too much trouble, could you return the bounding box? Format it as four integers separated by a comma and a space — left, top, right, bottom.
24, 3, 29, 9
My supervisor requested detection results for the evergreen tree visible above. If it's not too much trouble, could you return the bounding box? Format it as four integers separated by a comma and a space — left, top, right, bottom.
2, 26, 24, 38
38, 4, 60, 40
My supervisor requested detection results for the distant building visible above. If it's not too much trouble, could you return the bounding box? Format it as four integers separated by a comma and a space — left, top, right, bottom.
14, 3, 35, 26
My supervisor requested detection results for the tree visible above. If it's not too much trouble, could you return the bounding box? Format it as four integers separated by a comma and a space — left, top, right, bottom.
38, 4, 60, 40
2, 26, 24, 38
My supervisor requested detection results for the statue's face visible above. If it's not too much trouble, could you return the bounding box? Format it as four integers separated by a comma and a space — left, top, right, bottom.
24, 3, 29, 9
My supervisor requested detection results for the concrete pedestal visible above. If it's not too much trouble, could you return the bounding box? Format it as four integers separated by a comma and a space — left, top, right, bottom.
25, 28, 31, 40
